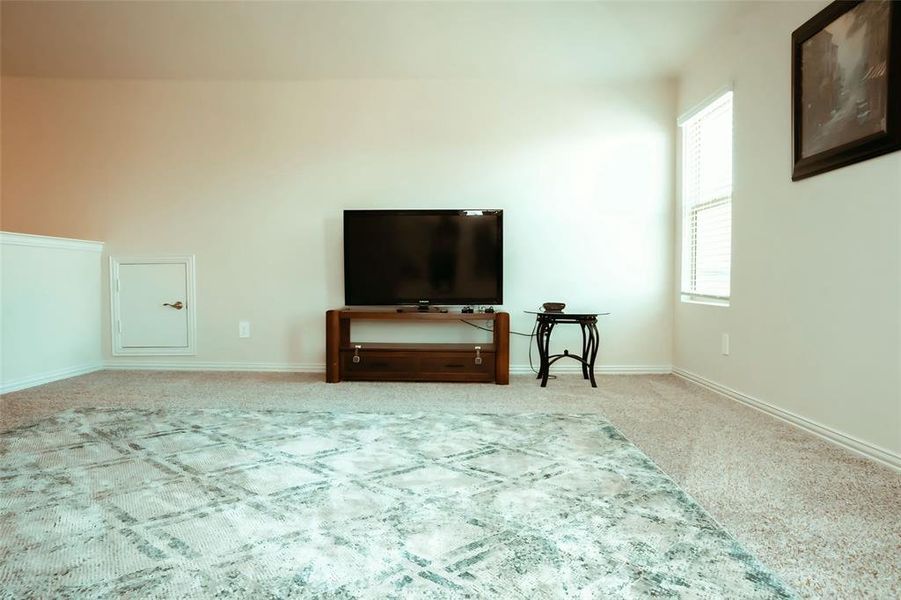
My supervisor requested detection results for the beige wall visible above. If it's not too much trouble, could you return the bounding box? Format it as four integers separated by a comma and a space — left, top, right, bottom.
1, 78, 676, 372
675, 1, 901, 458
1, 232, 104, 392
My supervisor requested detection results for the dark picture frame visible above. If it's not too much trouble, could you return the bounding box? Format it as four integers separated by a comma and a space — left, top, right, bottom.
792, 0, 900, 181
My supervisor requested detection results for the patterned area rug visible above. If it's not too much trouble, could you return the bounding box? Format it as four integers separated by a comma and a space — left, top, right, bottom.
0, 409, 793, 598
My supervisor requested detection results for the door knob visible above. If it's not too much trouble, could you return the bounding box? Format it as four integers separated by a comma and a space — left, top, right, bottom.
163, 301, 184, 310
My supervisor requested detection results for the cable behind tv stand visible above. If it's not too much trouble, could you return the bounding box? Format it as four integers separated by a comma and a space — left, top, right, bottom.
395, 305, 449, 313
325, 309, 509, 384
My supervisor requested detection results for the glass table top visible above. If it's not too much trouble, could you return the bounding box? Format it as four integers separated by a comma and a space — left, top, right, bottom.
524, 310, 611, 317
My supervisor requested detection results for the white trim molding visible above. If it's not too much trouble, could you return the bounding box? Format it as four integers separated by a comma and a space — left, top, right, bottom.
672, 367, 901, 472
0, 231, 103, 253
105, 361, 324, 373
109, 255, 198, 356
510, 364, 672, 375
677, 84, 734, 126
103, 361, 672, 376
1, 364, 104, 395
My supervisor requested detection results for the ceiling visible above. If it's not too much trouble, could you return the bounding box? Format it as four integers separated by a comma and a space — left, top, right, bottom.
1, 1, 750, 82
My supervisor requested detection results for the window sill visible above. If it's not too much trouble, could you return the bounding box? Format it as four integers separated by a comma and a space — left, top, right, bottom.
680, 294, 729, 307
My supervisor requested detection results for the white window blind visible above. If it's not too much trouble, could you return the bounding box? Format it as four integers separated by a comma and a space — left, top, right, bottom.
680, 91, 733, 301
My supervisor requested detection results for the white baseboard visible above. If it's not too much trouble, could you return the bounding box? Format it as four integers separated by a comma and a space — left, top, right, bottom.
104, 361, 324, 373
0, 363, 104, 394
672, 367, 900, 472
510, 364, 673, 375
104, 361, 672, 376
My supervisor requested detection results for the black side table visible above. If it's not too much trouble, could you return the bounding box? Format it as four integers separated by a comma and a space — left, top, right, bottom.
525, 310, 608, 388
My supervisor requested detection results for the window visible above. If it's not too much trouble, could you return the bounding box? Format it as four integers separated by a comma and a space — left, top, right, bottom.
679, 91, 733, 303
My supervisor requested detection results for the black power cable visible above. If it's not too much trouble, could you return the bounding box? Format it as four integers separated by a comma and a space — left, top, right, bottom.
458, 312, 549, 377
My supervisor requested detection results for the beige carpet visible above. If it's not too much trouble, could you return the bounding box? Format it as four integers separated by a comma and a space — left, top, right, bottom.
1, 371, 898, 598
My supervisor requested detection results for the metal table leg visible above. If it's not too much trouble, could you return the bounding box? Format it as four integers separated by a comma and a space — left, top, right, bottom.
586, 318, 599, 388
579, 322, 590, 380
534, 318, 553, 388
535, 318, 546, 380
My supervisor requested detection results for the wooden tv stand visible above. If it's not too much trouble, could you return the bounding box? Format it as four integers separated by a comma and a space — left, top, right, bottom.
326, 309, 509, 384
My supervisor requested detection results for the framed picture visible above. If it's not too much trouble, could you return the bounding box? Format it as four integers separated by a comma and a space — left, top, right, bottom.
792, 0, 900, 181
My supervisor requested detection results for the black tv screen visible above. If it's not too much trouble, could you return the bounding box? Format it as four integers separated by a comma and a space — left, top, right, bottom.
344, 209, 503, 306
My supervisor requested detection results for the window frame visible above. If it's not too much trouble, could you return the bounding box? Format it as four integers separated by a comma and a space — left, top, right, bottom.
678, 89, 734, 306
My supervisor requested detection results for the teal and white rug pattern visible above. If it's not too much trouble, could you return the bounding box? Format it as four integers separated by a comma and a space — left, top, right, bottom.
1, 409, 793, 598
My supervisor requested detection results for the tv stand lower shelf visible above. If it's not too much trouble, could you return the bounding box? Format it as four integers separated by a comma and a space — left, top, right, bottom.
326, 309, 509, 384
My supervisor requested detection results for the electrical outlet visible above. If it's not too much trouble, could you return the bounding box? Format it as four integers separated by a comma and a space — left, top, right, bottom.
239, 321, 251, 338
721, 333, 730, 356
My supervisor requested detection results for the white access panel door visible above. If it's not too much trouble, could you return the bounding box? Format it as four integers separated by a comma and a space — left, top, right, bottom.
111, 256, 196, 355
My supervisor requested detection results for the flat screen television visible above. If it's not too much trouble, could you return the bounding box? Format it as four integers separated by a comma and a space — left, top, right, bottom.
344, 209, 503, 306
